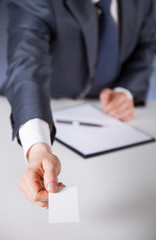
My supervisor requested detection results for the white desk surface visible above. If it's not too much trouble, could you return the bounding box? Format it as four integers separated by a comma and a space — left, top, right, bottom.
0, 97, 156, 240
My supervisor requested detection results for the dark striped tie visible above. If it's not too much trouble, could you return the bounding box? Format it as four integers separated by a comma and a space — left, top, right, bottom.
94, 0, 119, 89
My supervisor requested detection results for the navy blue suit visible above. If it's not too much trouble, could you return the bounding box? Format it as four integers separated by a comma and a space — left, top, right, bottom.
5, 0, 155, 142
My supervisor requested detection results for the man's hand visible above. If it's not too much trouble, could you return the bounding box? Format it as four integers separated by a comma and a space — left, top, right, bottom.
99, 88, 134, 121
19, 143, 65, 209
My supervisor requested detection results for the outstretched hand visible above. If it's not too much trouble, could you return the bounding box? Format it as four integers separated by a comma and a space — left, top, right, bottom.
19, 143, 65, 209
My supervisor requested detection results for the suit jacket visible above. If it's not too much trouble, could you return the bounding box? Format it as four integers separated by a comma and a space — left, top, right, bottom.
5, 0, 155, 142
154, 0, 156, 51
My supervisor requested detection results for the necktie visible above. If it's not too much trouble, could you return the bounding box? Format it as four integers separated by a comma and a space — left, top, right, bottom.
94, 0, 119, 88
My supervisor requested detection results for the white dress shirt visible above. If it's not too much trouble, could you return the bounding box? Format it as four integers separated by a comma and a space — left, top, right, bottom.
19, 0, 133, 162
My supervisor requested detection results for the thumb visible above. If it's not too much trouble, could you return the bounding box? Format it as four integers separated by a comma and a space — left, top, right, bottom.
99, 88, 112, 105
43, 159, 58, 193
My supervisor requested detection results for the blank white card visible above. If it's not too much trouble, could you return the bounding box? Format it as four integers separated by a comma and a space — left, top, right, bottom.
49, 186, 80, 223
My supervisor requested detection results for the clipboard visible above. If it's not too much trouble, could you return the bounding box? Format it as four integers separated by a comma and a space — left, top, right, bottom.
53, 104, 155, 158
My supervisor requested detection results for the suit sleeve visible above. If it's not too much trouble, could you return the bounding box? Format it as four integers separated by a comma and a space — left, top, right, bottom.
4, 0, 56, 143
114, 0, 155, 105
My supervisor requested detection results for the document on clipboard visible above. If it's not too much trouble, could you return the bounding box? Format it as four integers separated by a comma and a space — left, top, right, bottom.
53, 104, 155, 158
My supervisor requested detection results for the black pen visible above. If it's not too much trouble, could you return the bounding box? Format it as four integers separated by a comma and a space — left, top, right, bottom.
56, 119, 105, 127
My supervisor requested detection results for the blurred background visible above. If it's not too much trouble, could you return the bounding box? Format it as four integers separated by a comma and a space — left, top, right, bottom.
0, 0, 156, 96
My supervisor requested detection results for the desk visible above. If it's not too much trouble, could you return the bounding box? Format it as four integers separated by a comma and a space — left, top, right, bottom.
0, 97, 156, 240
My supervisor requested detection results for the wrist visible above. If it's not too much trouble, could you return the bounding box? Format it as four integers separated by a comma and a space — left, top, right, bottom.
28, 142, 52, 163
19, 118, 51, 163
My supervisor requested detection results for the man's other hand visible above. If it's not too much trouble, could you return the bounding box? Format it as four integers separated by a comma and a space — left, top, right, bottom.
99, 88, 134, 121
19, 143, 65, 209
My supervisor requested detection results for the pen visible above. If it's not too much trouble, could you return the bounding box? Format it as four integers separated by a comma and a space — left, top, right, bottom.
56, 119, 105, 127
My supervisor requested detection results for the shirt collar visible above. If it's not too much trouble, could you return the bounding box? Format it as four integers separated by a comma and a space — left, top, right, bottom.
91, 0, 100, 4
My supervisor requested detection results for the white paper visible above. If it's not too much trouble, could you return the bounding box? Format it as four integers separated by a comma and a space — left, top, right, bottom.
53, 104, 153, 157
49, 186, 79, 223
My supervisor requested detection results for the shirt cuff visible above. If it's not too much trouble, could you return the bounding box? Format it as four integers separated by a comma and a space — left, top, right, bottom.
114, 87, 133, 100
19, 118, 51, 163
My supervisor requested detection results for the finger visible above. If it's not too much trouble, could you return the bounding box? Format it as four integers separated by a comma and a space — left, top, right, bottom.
19, 169, 48, 203
111, 106, 134, 121
19, 181, 33, 203
35, 201, 48, 209
108, 100, 133, 116
28, 172, 49, 202
104, 93, 127, 113
19, 181, 46, 203
99, 88, 113, 105
58, 182, 66, 187
42, 159, 58, 193
20, 176, 49, 208
116, 100, 133, 113
117, 109, 135, 121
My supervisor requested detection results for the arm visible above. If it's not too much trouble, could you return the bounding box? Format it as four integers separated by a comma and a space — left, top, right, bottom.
19, 119, 65, 209
99, 1, 155, 120
114, 0, 155, 104
5, 0, 56, 141
5, 0, 63, 208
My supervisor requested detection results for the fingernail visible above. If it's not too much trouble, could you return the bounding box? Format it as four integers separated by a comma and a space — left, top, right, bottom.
47, 183, 57, 193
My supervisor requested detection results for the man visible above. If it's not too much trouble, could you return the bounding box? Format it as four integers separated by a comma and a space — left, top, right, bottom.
5, 0, 154, 209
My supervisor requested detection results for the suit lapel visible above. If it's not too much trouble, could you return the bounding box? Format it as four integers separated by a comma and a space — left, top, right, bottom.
118, 0, 137, 65
65, 0, 98, 78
